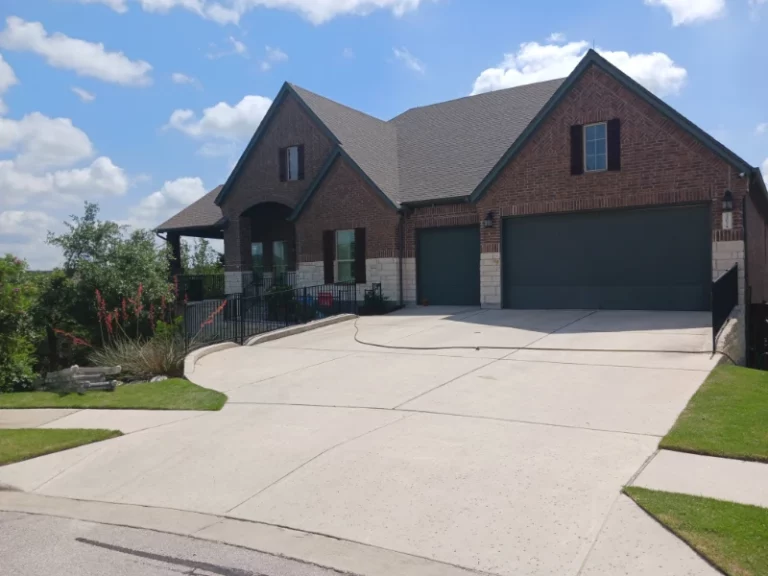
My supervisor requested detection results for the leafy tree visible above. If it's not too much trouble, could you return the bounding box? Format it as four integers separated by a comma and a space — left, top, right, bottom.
46, 202, 173, 346
0, 255, 37, 392
182, 238, 223, 275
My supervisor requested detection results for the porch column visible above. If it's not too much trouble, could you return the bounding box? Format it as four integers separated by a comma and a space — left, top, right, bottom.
167, 232, 183, 277
223, 216, 253, 294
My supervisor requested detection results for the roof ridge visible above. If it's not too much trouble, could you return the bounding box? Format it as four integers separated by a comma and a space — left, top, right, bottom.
289, 83, 388, 125
389, 77, 567, 122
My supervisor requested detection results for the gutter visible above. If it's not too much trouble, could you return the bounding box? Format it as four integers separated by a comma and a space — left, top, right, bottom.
401, 195, 471, 209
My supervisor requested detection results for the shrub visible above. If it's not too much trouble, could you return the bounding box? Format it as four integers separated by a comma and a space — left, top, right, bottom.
0, 256, 37, 392
89, 332, 186, 381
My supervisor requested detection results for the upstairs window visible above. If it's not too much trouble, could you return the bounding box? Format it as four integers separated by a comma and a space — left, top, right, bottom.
279, 145, 304, 182
584, 123, 607, 172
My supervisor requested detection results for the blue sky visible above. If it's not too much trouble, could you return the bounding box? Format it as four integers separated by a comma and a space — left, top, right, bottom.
0, 0, 766, 268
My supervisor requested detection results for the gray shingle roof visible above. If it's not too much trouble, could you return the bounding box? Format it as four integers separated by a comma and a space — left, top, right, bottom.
292, 78, 564, 204
156, 186, 224, 233
290, 84, 400, 204
391, 79, 564, 202
158, 78, 564, 231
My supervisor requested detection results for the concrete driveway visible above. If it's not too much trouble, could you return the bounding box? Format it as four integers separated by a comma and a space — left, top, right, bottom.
0, 308, 720, 576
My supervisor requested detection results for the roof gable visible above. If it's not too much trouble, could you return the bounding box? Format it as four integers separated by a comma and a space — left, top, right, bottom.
469, 50, 754, 203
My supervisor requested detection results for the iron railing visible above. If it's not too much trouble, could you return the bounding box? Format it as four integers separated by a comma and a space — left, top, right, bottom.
184, 282, 358, 349
175, 274, 225, 302
712, 263, 739, 353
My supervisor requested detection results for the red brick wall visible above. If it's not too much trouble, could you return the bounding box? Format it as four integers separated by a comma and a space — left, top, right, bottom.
220, 94, 334, 221
403, 204, 479, 258
476, 65, 748, 250
295, 156, 399, 262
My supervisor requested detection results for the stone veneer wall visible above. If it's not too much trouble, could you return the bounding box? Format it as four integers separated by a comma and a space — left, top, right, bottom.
403, 258, 416, 305
713, 240, 745, 307
297, 259, 402, 304
480, 253, 502, 309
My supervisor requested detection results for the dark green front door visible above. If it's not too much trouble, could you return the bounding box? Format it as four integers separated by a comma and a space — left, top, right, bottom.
417, 226, 480, 306
502, 205, 712, 311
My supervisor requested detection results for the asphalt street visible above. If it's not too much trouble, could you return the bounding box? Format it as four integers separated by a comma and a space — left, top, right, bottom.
0, 511, 351, 576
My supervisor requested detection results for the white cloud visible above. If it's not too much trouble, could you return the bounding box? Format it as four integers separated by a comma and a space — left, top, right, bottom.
76, 0, 430, 25
644, 0, 726, 25
0, 157, 128, 207
0, 17, 152, 86
0, 53, 18, 114
129, 176, 207, 228
0, 112, 94, 171
756, 123, 768, 135
171, 72, 196, 85
0, 112, 127, 208
393, 47, 425, 73
0, 209, 64, 269
0, 210, 56, 236
471, 41, 687, 97
547, 32, 566, 43
71, 86, 95, 102
260, 45, 288, 71
74, 0, 129, 12
206, 36, 248, 59
167, 95, 273, 140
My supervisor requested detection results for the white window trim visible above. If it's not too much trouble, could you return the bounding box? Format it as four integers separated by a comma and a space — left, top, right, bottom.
584, 122, 608, 173
335, 229, 355, 283
286, 145, 299, 181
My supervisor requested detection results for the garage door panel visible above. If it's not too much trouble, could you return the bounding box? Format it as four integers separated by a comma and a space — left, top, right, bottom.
503, 205, 711, 311
418, 227, 480, 306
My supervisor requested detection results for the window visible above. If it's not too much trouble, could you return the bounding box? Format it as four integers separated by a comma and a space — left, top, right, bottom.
286, 146, 300, 181
584, 123, 607, 172
273, 241, 288, 276
336, 230, 355, 283
251, 242, 263, 276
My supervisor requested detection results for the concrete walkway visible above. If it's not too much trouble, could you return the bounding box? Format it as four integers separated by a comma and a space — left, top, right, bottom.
0, 408, 204, 434
633, 450, 768, 508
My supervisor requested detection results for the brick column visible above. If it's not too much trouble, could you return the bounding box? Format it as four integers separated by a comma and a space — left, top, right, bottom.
224, 216, 253, 294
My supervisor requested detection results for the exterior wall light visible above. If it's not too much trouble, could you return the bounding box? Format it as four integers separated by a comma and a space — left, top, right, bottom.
482, 211, 495, 229
722, 190, 734, 231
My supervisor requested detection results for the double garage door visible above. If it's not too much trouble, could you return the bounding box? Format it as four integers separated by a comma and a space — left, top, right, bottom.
418, 205, 712, 311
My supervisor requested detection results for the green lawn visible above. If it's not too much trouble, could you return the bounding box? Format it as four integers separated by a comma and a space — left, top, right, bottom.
0, 379, 226, 411
625, 487, 768, 576
660, 365, 768, 462
0, 429, 122, 466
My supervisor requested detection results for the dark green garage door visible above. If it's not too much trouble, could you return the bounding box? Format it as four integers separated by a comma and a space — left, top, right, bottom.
502, 205, 712, 311
418, 226, 480, 306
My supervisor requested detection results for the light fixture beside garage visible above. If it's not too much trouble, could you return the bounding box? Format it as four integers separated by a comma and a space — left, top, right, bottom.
482, 211, 495, 229
722, 190, 734, 231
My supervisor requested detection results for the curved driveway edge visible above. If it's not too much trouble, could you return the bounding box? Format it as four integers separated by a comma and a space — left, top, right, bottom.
0, 491, 482, 576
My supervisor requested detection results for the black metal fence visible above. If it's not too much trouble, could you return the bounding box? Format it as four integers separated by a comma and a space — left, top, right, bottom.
184, 282, 359, 349
712, 263, 739, 353
175, 274, 226, 302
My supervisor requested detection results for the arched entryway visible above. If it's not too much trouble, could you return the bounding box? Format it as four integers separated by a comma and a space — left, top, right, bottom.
243, 202, 296, 285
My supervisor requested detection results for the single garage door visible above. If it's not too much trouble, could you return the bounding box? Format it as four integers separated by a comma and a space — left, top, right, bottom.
502, 205, 711, 311
418, 226, 480, 306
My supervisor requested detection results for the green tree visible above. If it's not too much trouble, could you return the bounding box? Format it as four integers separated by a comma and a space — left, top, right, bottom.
46, 202, 173, 345
182, 238, 223, 275
0, 255, 37, 392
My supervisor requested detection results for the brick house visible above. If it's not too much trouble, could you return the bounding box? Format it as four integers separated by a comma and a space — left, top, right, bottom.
157, 50, 768, 312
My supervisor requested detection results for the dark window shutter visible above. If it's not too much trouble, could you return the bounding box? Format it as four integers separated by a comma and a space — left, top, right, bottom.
607, 119, 621, 171
570, 125, 584, 175
297, 145, 305, 180
323, 230, 335, 284
354, 228, 366, 284
278, 147, 287, 182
